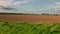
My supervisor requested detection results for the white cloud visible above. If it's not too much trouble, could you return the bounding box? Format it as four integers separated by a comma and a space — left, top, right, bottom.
48, 0, 60, 9
0, 0, 14, 7
0, 0, 33, 7
48, 5, 60, 9
55, 2, 60, 4
13, 0, 33, 5
48, 0, 57, 3
14, 2, 22, 5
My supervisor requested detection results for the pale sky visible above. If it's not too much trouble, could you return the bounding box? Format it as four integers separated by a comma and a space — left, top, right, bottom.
0, 0, 60, 14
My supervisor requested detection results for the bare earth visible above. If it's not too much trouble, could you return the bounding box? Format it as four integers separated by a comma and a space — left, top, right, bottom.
0, 15, 60, 23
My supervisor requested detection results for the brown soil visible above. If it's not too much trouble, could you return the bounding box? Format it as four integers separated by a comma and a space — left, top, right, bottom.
0, 15, 60, 23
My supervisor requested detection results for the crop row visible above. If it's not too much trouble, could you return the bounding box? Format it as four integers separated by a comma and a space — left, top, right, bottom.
0, 21, 60, 34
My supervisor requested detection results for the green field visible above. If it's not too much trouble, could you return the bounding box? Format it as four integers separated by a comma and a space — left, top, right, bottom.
0, 21, 60, 34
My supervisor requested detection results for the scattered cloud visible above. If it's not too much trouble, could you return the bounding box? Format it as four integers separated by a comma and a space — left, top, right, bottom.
0, 6, 16, 13
47, 0, 60, 14
49, 0, 57, 3
14, 2, 22, 5
0, 0, 33, 7
0, 0, 14, 7
0, 0, 34, 13
13, 0, 33, 5
48, 0, 60, 9
0, 6, 15, 10
39, 9, 42, 11
48, 5, 60, 9
55, 2, 60, 4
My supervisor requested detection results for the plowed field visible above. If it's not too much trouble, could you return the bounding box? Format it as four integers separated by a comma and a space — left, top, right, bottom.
0, 15, 60, 23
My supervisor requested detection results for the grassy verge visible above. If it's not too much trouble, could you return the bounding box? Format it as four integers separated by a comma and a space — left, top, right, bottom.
0, 21, 60, 34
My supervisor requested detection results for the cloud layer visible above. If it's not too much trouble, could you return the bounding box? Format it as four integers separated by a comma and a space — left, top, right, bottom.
14, 0, 32, 5
0, 0, 33, 7
0, 6, 15, 10
0, 0, 13, 7
0, 0, 33, 13
48, 0, 60, 9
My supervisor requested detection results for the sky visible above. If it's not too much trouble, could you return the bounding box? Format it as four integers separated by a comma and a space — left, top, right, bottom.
0, 0, 60, 14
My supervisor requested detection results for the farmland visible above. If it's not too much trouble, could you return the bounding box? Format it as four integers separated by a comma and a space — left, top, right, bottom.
0, 15, 60, 23
0, 14, 60, 34
0, 21, 60, 34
